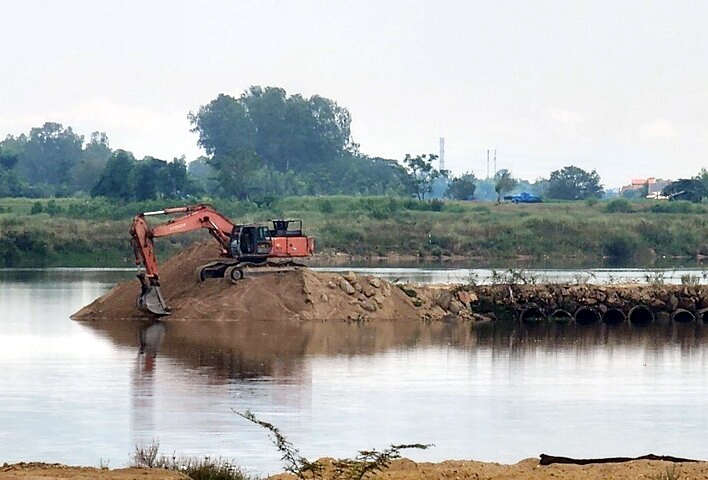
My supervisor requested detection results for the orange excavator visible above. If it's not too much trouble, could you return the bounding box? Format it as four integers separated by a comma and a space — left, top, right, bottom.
130, 204, 315, 316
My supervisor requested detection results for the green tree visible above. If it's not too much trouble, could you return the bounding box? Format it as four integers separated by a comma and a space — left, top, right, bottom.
662, 178, 706, 203
91, 150, 136, 201
403, 153, 441, 201
494, 169, 518, 203
621, 184, 648, 199
445, 172, 477, 200
207, 150, 262, 199
165, 157, 189, 197
546, 165, 603, 200
0, 147, 26, 196
20, 122, 84, 192
72, 131, 112, 194
189, 93, 256, 159
131, 157, 169, 201
187, 156, 218, 195
694, 168, 708, 196
189, 87, 353, 173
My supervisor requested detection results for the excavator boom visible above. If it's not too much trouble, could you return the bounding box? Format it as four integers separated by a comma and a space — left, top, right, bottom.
129, 204, 314, 316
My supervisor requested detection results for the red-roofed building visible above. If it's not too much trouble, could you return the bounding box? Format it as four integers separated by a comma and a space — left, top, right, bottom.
619, 177, 670, 198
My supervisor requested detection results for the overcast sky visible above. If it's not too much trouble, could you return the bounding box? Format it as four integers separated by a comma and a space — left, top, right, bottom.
1, 0, 707, 188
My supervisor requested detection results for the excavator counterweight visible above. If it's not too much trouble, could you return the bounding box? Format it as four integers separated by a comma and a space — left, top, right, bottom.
130, 204, 315, 316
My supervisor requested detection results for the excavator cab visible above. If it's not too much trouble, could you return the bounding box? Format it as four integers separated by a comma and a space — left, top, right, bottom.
229, 225, 273, 258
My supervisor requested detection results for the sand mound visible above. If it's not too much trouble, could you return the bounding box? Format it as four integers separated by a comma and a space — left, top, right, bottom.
71, 242, 429, 322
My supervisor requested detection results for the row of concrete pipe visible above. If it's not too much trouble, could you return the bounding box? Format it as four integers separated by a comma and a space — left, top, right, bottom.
519, 304, 708, 325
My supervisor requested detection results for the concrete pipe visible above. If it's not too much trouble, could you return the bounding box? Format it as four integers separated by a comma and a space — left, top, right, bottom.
574, 306, 600, 325
549, 309, 573, 322
520, 304, 546, 323
671, 308, 696, 323
602, 308, 626, 326
697, 308, 708, 323
628, 305, 654, 326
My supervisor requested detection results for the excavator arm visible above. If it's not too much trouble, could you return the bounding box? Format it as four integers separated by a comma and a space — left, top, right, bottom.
130, 204, 237, 316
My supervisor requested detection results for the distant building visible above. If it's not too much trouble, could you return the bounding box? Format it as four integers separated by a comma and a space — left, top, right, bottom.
619, 177, 670, 198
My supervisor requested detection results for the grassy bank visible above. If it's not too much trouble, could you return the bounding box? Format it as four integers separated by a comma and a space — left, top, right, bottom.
1, 196, 707, 268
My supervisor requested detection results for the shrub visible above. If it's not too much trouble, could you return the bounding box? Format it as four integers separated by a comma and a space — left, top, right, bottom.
318, 199, 334, 213
429, 198, 444, 211
602, 233, 639, 261
649, 201, 701, 214
130, 439, 251, 480
30, 201, 43, 215
605, 198, 633, 213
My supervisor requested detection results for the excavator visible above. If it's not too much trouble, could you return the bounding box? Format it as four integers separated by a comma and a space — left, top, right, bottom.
130, 204, 315, 316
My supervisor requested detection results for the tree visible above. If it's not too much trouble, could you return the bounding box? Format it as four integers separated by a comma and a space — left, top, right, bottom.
190, 86, 420, 198
165, 157, 189, 197
621, 184, 648, 199
403, 153, 441, 201
188, 156, 218, 195
0, 147, 26, 196
208, 150, 262, 199
445, 173, 477, 200
20, 122, 84, 192
189, 87, 353, 174
694, 169, 708, 196
73, 131, 112, 194
662, 178, 706, 203
494, 169, 518, 203
546, 165, 603, 200
131, 157, 169, 201
91, 150, 136, 201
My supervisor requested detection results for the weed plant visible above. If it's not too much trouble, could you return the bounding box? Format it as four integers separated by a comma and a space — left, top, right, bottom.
237, 410, 430, 480
130, 439, 252, 480
652, 465, 681, 480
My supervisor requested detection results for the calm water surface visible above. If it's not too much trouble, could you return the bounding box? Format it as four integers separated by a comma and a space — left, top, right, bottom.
2, 269, 708, 475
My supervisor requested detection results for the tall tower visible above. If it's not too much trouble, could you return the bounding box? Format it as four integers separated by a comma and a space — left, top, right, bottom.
439, 137, 445, 171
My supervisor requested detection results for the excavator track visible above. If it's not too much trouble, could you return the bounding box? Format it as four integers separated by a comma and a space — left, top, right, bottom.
196, 259, 306, 284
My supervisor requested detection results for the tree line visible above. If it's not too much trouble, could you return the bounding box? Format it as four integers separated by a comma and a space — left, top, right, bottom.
0, 85, 702, 204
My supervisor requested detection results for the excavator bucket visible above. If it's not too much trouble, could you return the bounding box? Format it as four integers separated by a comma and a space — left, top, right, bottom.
136, 274, 171, 316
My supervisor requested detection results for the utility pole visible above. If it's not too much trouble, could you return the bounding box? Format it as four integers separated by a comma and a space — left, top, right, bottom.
486, 149, 490, 179
439, 137, 445, 171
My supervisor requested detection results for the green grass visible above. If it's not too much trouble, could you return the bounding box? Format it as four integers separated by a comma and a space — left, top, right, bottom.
2, 196, 707, 267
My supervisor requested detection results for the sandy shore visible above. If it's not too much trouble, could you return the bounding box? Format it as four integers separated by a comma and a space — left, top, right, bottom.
3, 458, 708, 479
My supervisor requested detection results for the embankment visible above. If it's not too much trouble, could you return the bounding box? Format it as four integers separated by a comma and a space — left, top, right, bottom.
73, 242, 708, 326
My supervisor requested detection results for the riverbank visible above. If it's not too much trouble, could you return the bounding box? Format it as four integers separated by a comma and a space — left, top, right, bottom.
3, 457, 708, 479
2, 196, 708, 268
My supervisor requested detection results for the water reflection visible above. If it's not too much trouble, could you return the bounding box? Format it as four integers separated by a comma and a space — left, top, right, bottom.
138, 321, 166, 368
81, 318, 708, 381
83, 319, 481, 380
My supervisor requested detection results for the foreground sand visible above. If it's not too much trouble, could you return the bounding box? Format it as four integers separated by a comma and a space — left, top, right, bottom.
4, 458, 708, 479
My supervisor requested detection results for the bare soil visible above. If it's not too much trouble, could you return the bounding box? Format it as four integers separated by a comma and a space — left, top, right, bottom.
71, 242, 439, 322
0, 462, 187, 479
4, 458, 708, 479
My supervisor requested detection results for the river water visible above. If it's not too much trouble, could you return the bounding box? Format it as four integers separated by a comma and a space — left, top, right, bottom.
2, 268, 708, 475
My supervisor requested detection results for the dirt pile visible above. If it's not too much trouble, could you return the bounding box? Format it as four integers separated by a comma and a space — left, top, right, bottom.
71, 242, 443, 322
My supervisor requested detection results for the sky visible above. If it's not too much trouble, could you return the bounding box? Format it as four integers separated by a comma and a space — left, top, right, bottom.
1, 0, 707, 188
